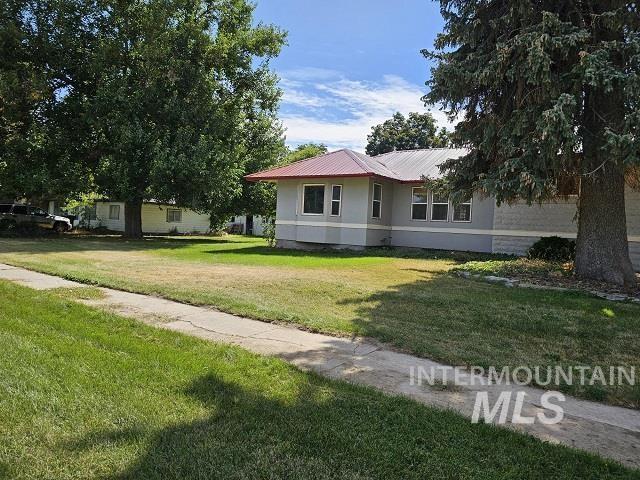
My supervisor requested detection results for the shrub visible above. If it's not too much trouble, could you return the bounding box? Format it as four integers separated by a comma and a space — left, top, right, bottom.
527, 236, 576, 262
263, 217, 276, 247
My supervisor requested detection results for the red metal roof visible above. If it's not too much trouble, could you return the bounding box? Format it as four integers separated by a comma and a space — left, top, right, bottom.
245, 149, 399, 182
244, 148, 469, 183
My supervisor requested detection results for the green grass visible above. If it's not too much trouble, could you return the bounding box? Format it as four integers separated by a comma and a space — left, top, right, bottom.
453, 258, 572, 277
49, 286, 107, 301
0, 235, 639, 407
0, 279, 637, 479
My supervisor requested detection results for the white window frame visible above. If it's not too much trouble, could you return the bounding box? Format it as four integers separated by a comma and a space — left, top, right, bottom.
302, 183, 325, 216
166, 208, 182, 223
108, 204, 120, 220
371, 182, 382, 219
330, 184, 342, 217
410, 186, 429, 222
452, 198, 473, 223
430, 193, 449, 222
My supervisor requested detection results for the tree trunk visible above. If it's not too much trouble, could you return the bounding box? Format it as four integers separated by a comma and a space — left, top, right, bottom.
575, 166, 636, 287
124, 200, 143, 239
575, 0, 635, 287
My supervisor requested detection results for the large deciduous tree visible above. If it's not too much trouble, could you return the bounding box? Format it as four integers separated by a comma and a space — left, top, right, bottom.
86, 0, 285, 237
365, 112, 450, 156
425, 0, 639, 286
0, 0, 95, 201
209, 142, 328, 228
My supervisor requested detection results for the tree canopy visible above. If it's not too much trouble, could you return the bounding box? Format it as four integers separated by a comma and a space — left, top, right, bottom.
0, 0, 95, 201
212, 142, 328, 228
365, 112, 450, 156
284, 143, 328, 163
1, 0, 286, 237
88, 0, 285, 236
426, 0, 639, 286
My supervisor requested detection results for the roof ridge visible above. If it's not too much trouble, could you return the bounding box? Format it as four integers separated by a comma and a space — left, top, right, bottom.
372, 147, 464, 158
342, 149, 375, 175
246, 149, 346, 177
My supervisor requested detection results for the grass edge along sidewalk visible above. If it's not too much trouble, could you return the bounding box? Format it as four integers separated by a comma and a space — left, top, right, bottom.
1, 279, 638, 479
0, 235, 639, 409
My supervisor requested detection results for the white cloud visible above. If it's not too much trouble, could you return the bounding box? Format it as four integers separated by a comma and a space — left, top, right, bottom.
281, 89, 325, 108
278, 71, 458, 152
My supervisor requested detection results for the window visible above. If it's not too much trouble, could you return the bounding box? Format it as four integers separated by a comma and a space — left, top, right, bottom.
303, 184, 325, 215
166, 208, 182, 223
230, 216, 236, 223
331, 185, 342, 216
411, 187, 428, 220
12, 205, 27, 215
109, 205, 120, 220
372, 183, 382, 219
453, 198, 472, 222
431, 194, 449, 221
0, 204, 12, 213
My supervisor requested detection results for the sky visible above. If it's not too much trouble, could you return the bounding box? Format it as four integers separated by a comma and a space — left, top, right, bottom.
253, 0, 453, 152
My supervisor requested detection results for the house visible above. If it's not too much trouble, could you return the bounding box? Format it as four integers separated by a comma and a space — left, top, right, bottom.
82, 201, 212, 234
246, 148, 640, 269
48, 199, 265, 236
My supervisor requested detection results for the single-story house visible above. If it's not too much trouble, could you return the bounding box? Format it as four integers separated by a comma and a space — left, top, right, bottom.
47, 200, 264, 236
246, 148, 640, 270
91, 201, 212, 234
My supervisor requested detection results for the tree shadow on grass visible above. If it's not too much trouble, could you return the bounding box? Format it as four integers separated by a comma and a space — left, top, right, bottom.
63, 373, 632, 480
0, 235, 240, 254
0, 232, 513, 264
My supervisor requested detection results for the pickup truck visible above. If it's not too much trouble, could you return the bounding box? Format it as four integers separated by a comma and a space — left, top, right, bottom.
0, 204, 72, 233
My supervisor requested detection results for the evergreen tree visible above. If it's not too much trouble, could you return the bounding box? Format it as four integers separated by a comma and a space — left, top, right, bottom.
426, 0, 639, 285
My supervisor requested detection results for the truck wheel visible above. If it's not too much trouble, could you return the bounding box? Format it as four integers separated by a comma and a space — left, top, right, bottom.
53, 222, 68, 233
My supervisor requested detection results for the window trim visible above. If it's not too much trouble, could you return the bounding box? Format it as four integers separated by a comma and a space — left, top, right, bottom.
371, 182, 382, 219
452, 198, 473, 223
108, 204, 120, 221
330, 184, 342, 217
430, 193, 449, 222
410, 186, 429, 222
166, 208, 182, 223
301, 183, 326, 216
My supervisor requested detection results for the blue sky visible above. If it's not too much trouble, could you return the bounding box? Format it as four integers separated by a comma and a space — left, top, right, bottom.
254, 0, 453, 151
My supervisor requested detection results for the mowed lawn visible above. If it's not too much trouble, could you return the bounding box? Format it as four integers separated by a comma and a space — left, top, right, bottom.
1, 281, 637, 479
0, 235, 639, 407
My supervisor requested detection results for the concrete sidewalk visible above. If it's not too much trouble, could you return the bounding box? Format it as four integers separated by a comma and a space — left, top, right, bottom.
1, 262, 639, 468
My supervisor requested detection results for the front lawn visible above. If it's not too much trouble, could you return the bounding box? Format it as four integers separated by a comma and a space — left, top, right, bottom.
0, 235, 639, 407
0, 280, 636, 479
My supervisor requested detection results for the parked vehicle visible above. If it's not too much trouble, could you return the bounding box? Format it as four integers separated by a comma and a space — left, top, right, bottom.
0, 204, 72, 233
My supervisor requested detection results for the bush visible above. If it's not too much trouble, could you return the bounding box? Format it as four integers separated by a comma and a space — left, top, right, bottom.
262, 217, 276, 247
527, 236, 576, 262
